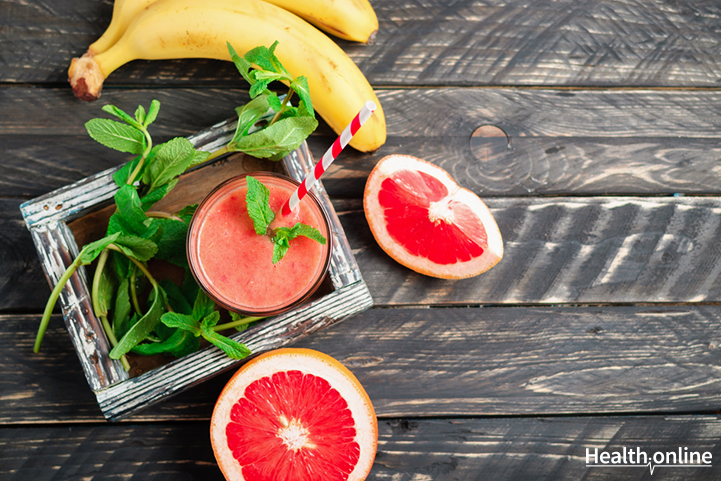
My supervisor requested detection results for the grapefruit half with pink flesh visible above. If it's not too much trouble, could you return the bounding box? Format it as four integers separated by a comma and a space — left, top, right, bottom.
210, 348, 377, 481
364, 154, 503, 279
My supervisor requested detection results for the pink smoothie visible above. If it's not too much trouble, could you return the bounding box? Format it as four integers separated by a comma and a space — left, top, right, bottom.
187, 173, 331, 315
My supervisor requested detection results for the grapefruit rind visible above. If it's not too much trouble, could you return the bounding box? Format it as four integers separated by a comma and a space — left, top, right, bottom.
363, 154, 503, 279
210, 348, 377, 481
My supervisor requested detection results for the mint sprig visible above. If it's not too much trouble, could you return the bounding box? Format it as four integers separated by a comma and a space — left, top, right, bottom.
244, 176, 327, 264
37, 41, 318, 366
157, 291, 251, 360
223, 41, 318, 161
272, 223, 327, 264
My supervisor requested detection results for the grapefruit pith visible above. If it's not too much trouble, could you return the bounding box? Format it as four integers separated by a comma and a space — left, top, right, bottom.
210, 348, 377, 481
364, 154, 503, 279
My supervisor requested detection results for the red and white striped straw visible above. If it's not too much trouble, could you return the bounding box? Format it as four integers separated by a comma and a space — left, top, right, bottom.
281, 100, 377, 216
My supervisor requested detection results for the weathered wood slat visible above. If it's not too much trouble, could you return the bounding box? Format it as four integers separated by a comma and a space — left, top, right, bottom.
4, 305, 721, 423
3, 415, 721, 480
3, 1, 721, 87
0, 199, 51, 311
348, 195, 721, 305
4, 87, 721, 199
9, 194, 721, 309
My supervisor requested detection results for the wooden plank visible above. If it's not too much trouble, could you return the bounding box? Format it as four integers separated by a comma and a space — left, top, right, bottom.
350, 195, 721, 305
4, 87, 721, 198
4, 305, 721, 423
0, 199, 51, 311
4, 1, 721, 87
10, 194, 721, 309
2, 415, 721, 480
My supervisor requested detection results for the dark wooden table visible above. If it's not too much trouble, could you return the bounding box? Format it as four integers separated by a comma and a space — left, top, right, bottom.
4, 0, 721, 479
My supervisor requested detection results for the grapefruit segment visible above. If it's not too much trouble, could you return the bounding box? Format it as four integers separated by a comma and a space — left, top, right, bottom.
211, 348, 377, 481
364, 155, 503, 279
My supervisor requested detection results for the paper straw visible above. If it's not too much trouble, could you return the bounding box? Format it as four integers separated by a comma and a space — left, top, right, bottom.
281, 100, 377, 216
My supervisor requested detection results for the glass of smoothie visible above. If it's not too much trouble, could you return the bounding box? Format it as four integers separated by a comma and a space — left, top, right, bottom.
187, 172, 333, 317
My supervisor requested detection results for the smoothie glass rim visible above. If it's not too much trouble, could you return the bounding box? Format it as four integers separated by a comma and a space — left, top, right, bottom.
186, 171, 333, 317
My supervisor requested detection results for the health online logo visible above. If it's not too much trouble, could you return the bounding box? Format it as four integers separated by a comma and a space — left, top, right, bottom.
586, 447, 712, 475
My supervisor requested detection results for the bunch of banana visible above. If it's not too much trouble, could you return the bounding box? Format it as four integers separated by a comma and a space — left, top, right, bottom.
88, 0, 378, 55
69, 0, 384, 152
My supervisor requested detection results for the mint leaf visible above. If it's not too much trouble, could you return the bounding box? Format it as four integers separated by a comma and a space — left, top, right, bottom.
244, 43, 278, 73
181, 267, 200, 305
192, 289, 216, 321
147, 137, 196, 191
114, 312, 138, 343
96, 267, 116, 317
134, 105, 146, 125
113, 234, 158, 262
177, 204, 198, 217
113, 154, 144, 187
190, 150, 211, 167
101, 104, 142, 129
141, 179, 178, 211
78, 233, 121, 264
232, 95, 271, 144
161, 312, 201, 335
86, 118, 145, 154
245, 176, 274, 235
151, 216, 191, 268
200, 312, 251, 360
144, 100, 160, 127
112, 278, 132, 339
290, 223, 327, 244
131, 328, 199, 358
290, 76, 314, 117
272, 240, 289, 265
228, 41, 254, 86
234, 116, 318, 160
112, 184, 149, 235
248, 71, 280, 98
271, 223, 326, 264
110, 284, 167, 359
160, 279, 193, 316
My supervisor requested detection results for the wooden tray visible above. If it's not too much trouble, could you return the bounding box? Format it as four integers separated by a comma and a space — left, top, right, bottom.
19, 118, 374, 421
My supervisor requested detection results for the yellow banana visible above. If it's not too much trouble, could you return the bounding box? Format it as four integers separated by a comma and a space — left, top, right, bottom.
87, 0, 377, 56
258, 0, 378, 44
87, 0, 156, 55
68, 0, 385, 152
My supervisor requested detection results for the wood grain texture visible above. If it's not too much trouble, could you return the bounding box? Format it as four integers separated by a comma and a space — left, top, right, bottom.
4, 305, 721, 423
10, 194, 721, 309
0, 199, 52, 310
348, 195, 721, 305
3, 1, 721, 87
3, 415, 721, 480
4, 87, 721, 198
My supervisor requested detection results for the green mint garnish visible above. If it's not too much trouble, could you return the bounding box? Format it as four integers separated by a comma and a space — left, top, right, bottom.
272, 223, 327, 264
246, 175, 275, 235
245, 176, 327, 264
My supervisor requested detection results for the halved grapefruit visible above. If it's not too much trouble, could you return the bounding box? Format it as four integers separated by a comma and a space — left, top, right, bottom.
210, 348, 377, 481
364, 154, 503, 279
